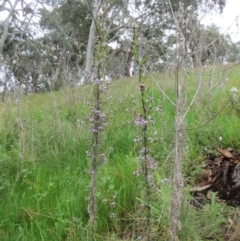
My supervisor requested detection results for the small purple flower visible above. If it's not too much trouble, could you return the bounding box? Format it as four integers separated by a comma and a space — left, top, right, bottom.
149, 118, 155, 124
88, 117, 94, 122
149, 96, 154, 102
100, 154, 107, 164
148, 115, 155, 124
89, 108, 106, 132
88, 169, 94, 175
147, 174, 153, 181
110, 202, 116, 207
135, 114, 147, 127
133, 170, 140, 176
148, 156, 157, 169
102, 199, 108, 204
89, 127, 97, 133
101, 85, 108, 92
156, 106, 162, 112
97, 125, 105, 131
140, 147, 147, 156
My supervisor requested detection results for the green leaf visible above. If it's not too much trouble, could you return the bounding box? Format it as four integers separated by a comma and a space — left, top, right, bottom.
94, 53, 100, 61
133, 45, 137, 56
140, 55, 147, 67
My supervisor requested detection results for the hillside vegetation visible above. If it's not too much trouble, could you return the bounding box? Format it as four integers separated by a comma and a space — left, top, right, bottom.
1, 65, 240, 240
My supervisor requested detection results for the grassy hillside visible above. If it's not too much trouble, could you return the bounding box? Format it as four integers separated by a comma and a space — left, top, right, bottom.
1, 65, 240, 240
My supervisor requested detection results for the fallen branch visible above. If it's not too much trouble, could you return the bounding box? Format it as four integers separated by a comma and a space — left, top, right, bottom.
190, 184, 212, 192
216, 146, 234, 159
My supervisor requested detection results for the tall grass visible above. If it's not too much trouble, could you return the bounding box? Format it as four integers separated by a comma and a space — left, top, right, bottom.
0, 65, 240, 240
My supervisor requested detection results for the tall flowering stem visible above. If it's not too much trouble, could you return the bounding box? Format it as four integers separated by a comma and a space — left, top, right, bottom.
133, 31, 151, 239
88, 73, 102, 231
87, 9, 108, 235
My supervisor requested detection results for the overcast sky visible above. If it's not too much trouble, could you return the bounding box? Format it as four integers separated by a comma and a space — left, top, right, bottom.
201, 0, 240, 42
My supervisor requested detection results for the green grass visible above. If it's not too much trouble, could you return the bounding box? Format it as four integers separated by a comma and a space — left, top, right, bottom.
0, 65, 240, 240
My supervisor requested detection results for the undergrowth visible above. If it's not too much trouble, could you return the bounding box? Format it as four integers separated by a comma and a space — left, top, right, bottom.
0, 65, 240, 240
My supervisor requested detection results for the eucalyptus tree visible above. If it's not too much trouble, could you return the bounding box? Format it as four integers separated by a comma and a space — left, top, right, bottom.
83, 0, 137, 80
131, 0, 227, 71
37, 0, 92, 89
0, 0, 20, 99
0, 0, 21, 55
197, 25, 238, 65
2, 0, 92, 93
0, 0, 40, 98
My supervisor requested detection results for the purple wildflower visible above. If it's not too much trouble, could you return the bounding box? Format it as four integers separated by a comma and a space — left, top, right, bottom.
88, 170, 94, 175
102, 199, 108, 204
135, 114, 147, 127
156, 106, 162, 112
110, 202, 116, 207
133, 170, 140, 177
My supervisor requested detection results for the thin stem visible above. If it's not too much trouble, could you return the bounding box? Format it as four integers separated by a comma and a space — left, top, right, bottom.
139, 64, 151, 241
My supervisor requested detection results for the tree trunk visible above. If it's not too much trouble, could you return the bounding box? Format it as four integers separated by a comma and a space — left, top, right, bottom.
0, 18, 10, 55
85, 0, 102, 78
124, 27, 136, 77
168, 4, 187, 238
0, 0, 20, 55
124, 51, 133, 77
169, 99, 184, 241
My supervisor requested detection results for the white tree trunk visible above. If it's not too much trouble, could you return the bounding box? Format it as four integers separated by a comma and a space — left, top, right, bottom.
0, 18, 10, 55
85, 0, 102, 77
0, 0, 20, 55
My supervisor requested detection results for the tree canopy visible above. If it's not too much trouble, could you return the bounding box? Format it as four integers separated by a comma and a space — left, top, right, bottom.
0, 0, 238, 95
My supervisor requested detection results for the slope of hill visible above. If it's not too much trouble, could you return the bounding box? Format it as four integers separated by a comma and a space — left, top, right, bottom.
1, 66, 240, 240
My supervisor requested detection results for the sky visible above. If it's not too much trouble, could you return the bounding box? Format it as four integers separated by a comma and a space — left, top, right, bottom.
201, 0, 240, 42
